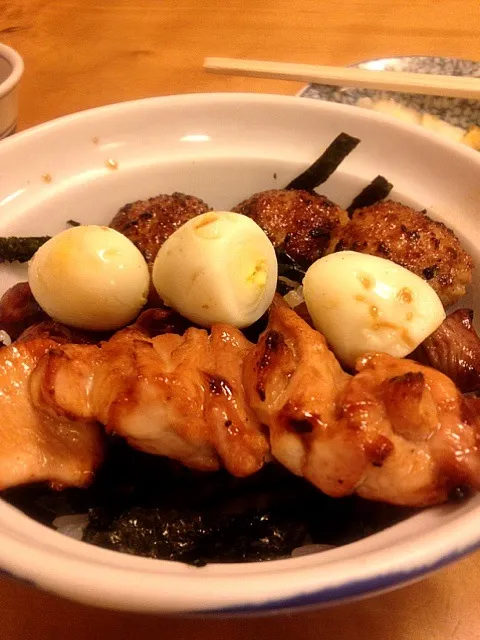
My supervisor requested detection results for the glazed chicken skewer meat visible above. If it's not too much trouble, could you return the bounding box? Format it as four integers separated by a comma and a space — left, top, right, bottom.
0, 337, 104, 490
245, 305, 480, 506
1, 299, 479, 507
0, 134, 477, 504
29, 316, 269, 479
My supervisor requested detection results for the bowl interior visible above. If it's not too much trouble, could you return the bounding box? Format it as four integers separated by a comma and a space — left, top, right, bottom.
0, 94, 480, 613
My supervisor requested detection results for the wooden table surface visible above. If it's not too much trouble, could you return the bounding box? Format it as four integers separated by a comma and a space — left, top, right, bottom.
1, 0, 480, 637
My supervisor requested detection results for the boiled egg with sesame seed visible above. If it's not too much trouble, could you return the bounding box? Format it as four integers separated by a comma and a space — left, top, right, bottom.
302, 251, 446, 368
152, 211, 277, 327
29, 225, 150, 331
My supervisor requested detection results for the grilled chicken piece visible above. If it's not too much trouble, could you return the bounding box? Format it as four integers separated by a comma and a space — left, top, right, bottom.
31, 323, 269, 477
343, 354, 480, 505
413, 309, 480, 394
110, 192, 212, 265
244, 305, 480, 506
329, 201, 474, 308
0, 339, 104, 490
244, 305, 352, 493
233, 189, 349, 268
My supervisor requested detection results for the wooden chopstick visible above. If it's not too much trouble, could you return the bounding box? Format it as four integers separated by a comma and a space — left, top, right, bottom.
204, 57, 480, 99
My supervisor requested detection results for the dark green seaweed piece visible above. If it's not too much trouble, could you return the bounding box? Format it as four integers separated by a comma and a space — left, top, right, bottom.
0, 236, 51, 263
83, 506, 309, 566
67, 219, 81, 227
277, 264, 304, 283
285, 132, 360, 191
346, 175, 394, 217
276, 250, 306, 284
4, 439, 418, 566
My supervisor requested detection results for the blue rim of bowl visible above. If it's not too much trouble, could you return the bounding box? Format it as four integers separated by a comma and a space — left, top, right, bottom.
205, 538, 480, 614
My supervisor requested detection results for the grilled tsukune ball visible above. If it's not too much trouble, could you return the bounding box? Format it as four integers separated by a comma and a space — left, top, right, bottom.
110, 192, 212, 265
329, 200, 473, 308
233, 189, 349, 268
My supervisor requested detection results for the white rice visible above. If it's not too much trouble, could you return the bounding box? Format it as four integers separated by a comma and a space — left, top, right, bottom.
53, 514, 89, 541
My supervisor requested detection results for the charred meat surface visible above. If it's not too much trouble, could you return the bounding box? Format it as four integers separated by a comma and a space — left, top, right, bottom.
413, 309, 480, 393
0, 282, 47, 341
329, 200, 474, 308
17, 320, 108, 345
233, 189, 349, 268
128, 307, 193, 338
109, 192, 212, 265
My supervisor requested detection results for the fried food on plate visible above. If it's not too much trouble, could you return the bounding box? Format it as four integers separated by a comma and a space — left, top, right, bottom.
0, 282, 46, 341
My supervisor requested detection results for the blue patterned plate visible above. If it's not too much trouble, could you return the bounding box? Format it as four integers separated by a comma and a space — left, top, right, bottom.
299, 56, 480, 130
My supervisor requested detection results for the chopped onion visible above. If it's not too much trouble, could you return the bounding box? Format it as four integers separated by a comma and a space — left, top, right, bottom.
0, 330, 11, 346
284, 285, 304, 309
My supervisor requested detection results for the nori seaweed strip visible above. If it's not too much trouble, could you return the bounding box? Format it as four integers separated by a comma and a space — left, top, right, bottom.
277, 250, 306, 284
285, 133, 360, 191
346, 175, 393, 217
83, 506, 309, 566
0, 236, 51, 263
67, 219, 81, 227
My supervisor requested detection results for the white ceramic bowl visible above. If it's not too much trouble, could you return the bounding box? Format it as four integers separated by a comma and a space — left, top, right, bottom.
0, 93, 480, 614
0, 43, 23, 139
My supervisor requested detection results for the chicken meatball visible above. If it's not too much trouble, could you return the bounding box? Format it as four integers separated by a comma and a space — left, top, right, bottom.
233, 189, 349, 267
329, 200, 473, 308
110, 192, 212, 265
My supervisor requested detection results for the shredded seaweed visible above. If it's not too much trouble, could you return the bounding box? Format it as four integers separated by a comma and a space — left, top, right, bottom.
285, 132, 360, 191
3, 439, 417, 565
0, 236, 51, 263
67, 219, 81, 227
83, 506, 308, 565
346, 175, 394, 217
